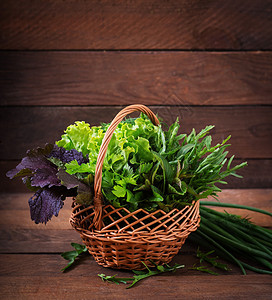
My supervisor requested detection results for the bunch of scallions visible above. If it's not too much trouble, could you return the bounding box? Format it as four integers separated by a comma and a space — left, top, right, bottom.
189, 201, 272, 275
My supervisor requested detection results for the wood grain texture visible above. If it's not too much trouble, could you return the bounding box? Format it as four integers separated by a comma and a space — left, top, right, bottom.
0, 229, 81, 253
0, 0, 271, 50
1, 51, 272, 106
0, 253, 241, 278
1, 1, 271, 297
0, 273, 271, 299
0, 194, 81, 253
0, 190, 270, 253
0, 106, 271, 160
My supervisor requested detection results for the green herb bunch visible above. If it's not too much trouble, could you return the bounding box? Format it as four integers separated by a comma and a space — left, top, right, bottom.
56, 113, 246, 212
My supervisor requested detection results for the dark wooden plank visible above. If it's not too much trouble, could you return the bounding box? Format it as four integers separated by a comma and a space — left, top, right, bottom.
0, 190, 270, 253
0, 227, 196, 254
0, 194, 80, 253
0, 106, 271, 160
219, 159, 272, 189
1, 51, 272, 106
0, 253, 226, 277
0, 0, 271, 50
0, 229, 81, 253
0, 272, 271, 299
0, 252, 250, 279
2, 159, 272, 192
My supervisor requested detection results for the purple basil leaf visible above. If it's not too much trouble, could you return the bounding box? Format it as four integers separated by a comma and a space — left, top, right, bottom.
57, 168, 91, 191
6, 144, 61, 188
31, 168, 61, 188
57, 168, 82, 190
28, 187, 66, 224
27, 143, 54, 157
57, 169, 93, 205
6, 144, 54, 179
6, 167, 33, 179
49, 145, 88, 165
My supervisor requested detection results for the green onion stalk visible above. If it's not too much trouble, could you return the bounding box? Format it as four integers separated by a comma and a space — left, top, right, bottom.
188, 201, 272, 275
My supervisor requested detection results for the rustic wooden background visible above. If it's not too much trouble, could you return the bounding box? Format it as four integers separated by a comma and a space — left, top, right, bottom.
0, 2, 272, 298
0, 0, 271, 193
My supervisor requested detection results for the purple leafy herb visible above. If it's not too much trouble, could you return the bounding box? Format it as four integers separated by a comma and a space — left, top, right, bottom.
28, 187, 65, 224
7, 144, 88, 224
6, 144, 61, 188
48, 144, 88, 165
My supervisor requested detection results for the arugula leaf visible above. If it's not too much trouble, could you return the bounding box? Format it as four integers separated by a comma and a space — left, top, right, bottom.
61, 243, 88, 272
190, 265, 219, 275
196, 248, 231, 271
98, 261, 185, 289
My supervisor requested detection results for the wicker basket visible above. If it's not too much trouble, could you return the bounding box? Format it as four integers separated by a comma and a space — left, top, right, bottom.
70, 104, 200, 270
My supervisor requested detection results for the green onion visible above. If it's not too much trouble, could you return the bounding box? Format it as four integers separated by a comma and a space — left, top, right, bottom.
200, 201, 272, 217
188, 202, 272, 275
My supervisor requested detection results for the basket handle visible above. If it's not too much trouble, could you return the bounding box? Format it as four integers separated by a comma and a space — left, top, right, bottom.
92, 104, 160, 230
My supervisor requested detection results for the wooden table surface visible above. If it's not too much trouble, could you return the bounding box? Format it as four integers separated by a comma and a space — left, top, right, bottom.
0, 189, 271, 299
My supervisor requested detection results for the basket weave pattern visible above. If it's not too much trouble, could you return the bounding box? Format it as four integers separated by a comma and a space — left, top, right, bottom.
70, 104, 200, 270
71, 201, 200, 269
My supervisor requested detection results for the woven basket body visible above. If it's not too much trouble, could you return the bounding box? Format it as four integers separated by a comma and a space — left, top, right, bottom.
70, 105, 200, 270
71, 201, 200, 269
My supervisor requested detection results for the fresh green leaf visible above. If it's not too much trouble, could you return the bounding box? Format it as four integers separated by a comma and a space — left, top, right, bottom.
57, 121, 91, 157
196, 248, 231, 271
98, 261, 185, 289
52, 114, 246, 212
61, 243, 87, 272
190, 265, 219, 275
112, 185, 127, 198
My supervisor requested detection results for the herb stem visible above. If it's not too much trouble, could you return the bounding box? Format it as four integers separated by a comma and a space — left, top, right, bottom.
200, 201, 272, 217
240, 262, 272, 275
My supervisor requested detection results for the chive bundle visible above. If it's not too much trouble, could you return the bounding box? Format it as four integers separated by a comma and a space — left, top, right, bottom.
188, 202, 272, 275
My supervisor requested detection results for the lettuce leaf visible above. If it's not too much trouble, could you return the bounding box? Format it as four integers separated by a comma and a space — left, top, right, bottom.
56, 121, 91, 156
